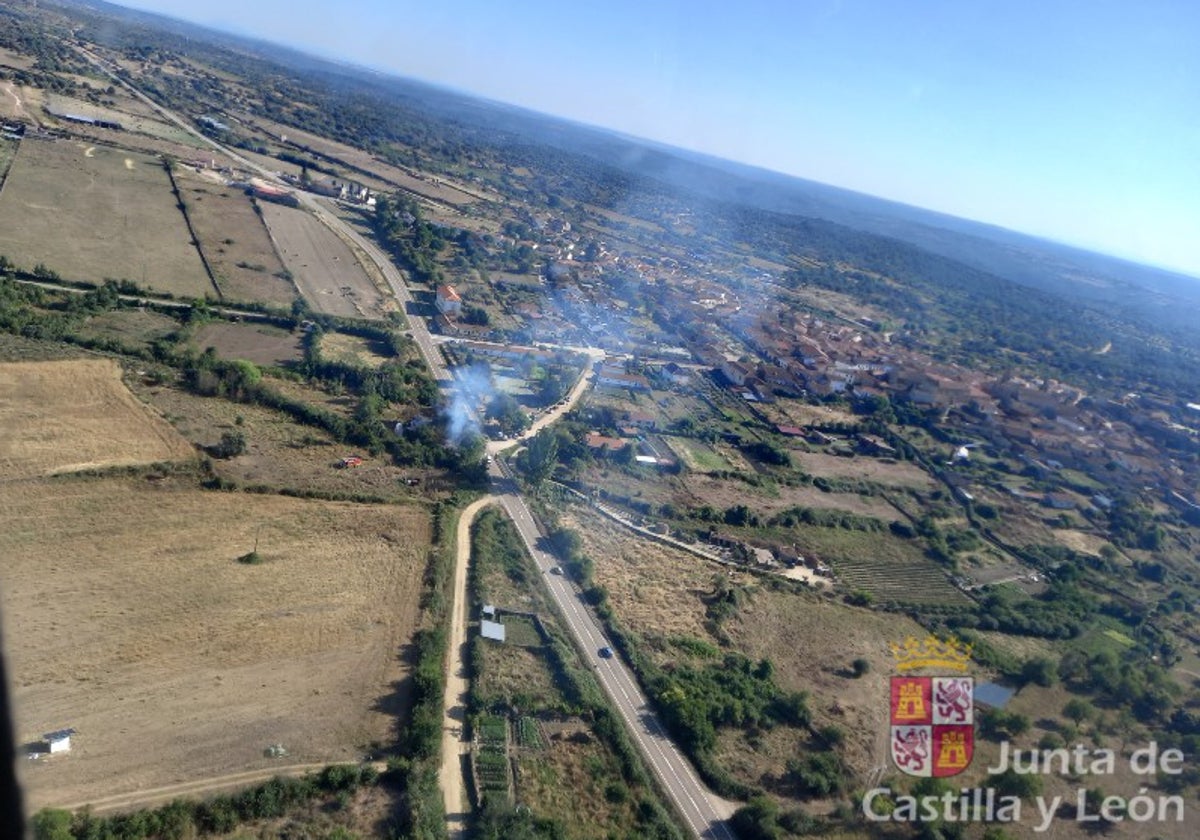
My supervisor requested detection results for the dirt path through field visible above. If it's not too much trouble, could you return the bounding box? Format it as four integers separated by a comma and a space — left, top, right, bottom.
440, 496, 494, 838
1, 81, 32, 122
56, 763, 330, 815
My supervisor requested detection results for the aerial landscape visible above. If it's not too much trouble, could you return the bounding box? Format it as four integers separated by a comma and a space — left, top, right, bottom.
1, 1, 1198, 838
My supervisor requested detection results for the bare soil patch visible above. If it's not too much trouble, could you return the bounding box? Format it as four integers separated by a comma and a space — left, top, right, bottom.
0, 359, 192, 479
2, 477, 430, 813
0, 137, 213, 296
259, 201, 386, 319
192, 321, 304, 367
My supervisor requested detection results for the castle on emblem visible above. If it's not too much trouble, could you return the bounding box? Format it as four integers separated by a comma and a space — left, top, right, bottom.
888, 637, 975, 778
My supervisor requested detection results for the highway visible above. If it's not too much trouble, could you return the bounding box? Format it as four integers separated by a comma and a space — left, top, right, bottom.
488, 465, 737, 840
72, 44, 736, 838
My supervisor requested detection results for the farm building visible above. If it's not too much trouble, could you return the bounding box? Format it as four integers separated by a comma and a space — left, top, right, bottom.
248, 178, 300, 208
436, 285, 463, 316
481, 619, 506, 643
43, 728, 75, 754
48, 111, 122, 130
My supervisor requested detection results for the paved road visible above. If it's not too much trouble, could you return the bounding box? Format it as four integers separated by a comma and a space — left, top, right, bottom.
487, 464, 737, 840
75, 46, 736, 838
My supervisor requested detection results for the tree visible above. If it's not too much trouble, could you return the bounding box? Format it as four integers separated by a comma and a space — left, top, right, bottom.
1063, 697, 1094, 726
524, 427, 559, 486
31, 810, 72, 840
1020, 656, 1057, 688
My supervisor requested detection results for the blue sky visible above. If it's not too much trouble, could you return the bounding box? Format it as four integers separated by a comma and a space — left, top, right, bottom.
116, 1, 1200, 277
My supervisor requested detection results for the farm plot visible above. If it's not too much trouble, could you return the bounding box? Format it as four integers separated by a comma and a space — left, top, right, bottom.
192, 321, 304, 367
174, 172, 295, 306
73, 308, 181, 352
793, 450, 936, 489
0, 138, 214, 297
0, 359, 193, 480
794, 528, 970, 605
1, 477, 430, 813
470, 509, 648, 838
320, 331, 394, 368
683, 473, 902, 520
259, 201, 386, 319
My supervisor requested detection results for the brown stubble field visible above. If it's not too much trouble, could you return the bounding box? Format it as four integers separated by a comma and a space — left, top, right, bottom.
2, 476, 430, 812
174, 171, 297, 306
0, 138, 214, 297
0, 359, 194, 479
258, 201, 388, 319
0, 355, 433, 814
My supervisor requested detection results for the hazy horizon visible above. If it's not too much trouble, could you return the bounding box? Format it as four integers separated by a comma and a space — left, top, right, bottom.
110, 0, 1200, 280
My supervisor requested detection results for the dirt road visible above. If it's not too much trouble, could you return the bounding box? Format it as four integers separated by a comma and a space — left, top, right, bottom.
56, 763, 336, 815
440, 497, 494, 838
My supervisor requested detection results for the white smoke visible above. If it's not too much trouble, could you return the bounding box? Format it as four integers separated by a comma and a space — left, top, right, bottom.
444, 362, 492, 445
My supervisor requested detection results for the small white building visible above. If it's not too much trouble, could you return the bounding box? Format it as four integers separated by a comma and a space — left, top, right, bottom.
481, 619, 506, 643
44, 728, 75, 754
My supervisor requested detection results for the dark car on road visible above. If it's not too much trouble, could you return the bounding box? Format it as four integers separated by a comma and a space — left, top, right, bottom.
598, 645, 614, 659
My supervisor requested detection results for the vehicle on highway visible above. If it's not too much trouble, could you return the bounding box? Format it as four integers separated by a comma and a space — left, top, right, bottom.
549, 565, 562, 575
598, 645, 614, 659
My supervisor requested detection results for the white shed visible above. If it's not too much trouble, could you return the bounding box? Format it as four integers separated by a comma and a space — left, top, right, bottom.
481, 619, 506, 643
44, 728, 75, 754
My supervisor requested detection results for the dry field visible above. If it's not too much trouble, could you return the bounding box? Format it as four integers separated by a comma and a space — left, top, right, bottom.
259, 201, 386, 318
0, 138, 214, 296
0, 46, 35, 70
1, 80, 40, 121
320, 331, 394, 368
723, 592, 929, 784
560, 504, 746, 641
2, 476, 430, 812
238, 113, 483, 207
191, 321, 304, 367
793, 450, 935, 489
0, 359, 193, 480
74, 308, 180, 350
174, 172, 296, 306
683, 473, 902, 520
129, 377, 442, 502
558, 502, 937, 803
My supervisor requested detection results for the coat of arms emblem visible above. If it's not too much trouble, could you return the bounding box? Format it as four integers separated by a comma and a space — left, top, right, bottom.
888, 636, 974, 777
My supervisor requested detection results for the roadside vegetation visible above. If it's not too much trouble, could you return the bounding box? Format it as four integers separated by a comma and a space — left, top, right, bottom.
465, 508, 683, 840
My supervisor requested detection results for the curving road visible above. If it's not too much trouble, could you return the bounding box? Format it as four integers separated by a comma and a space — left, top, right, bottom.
73, 43, 736, 839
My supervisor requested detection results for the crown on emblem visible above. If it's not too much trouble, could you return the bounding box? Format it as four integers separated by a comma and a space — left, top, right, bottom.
889, 635, 973, 673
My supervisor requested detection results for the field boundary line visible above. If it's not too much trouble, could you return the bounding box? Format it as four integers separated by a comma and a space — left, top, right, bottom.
162, 159, 222, 300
